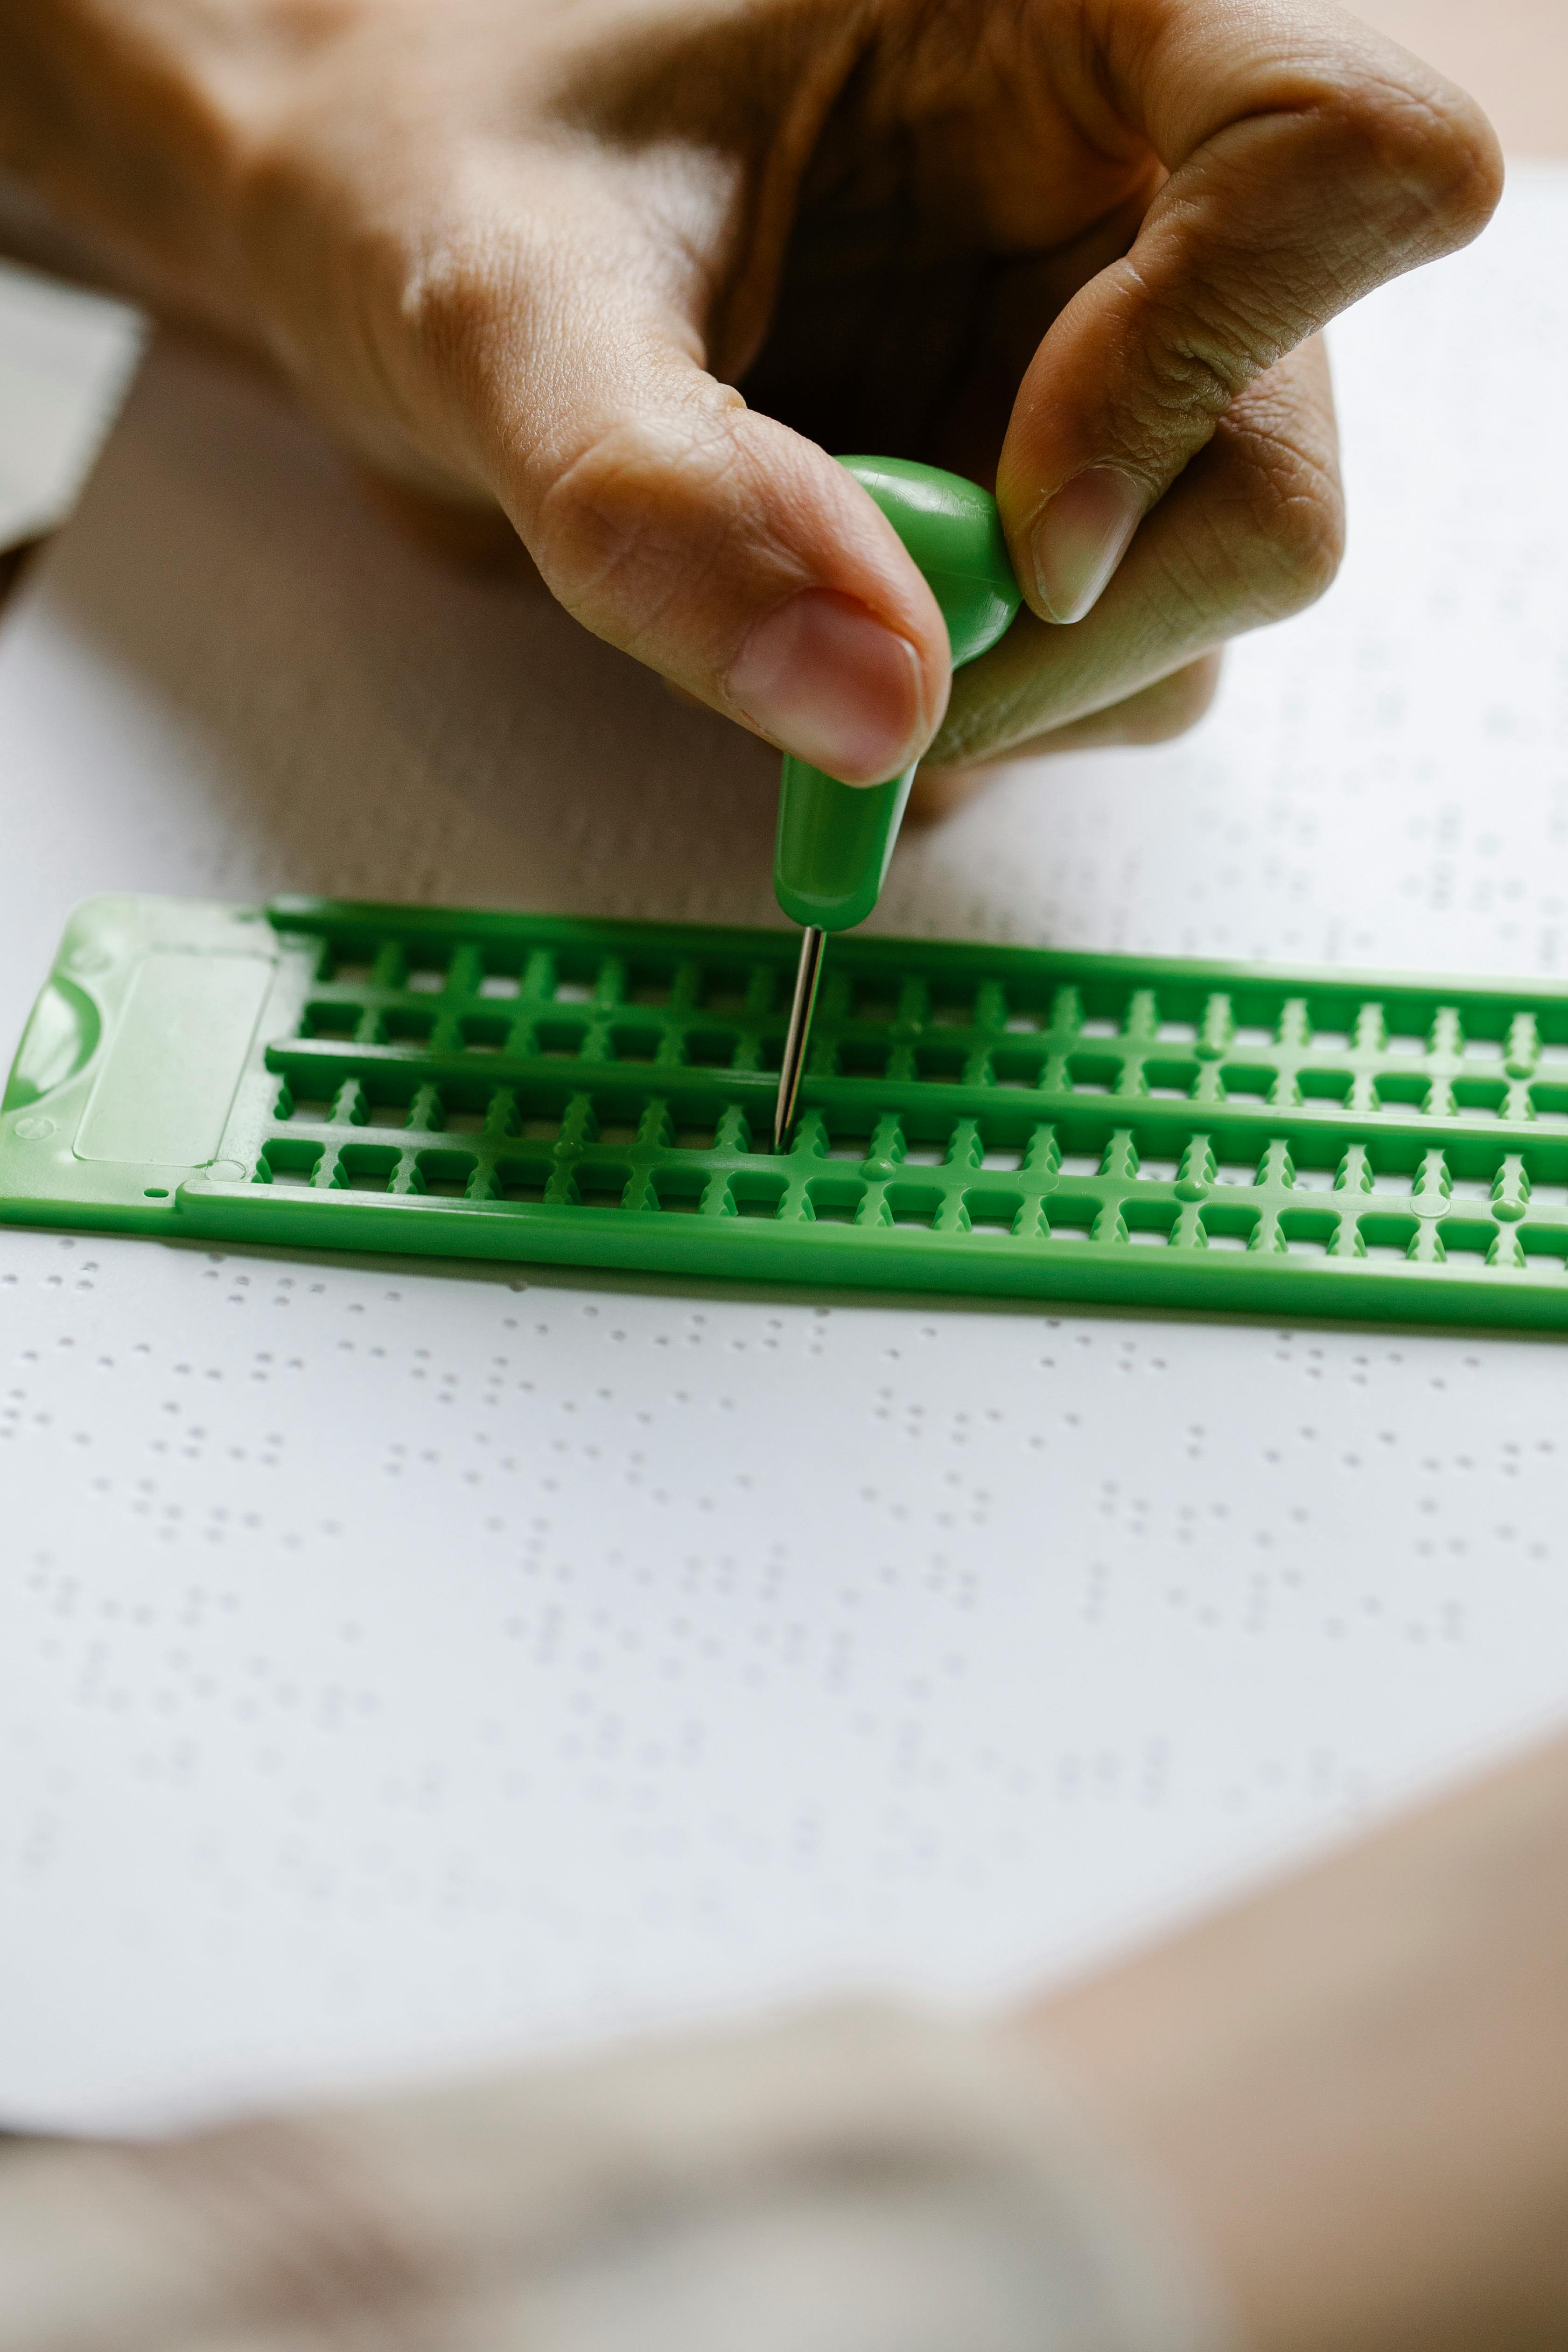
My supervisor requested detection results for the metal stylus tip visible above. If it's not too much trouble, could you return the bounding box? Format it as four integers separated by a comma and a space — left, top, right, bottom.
773, 925, 826, 1154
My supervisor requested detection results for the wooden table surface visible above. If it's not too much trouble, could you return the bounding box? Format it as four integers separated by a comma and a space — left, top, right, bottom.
0, 0, 1559, 619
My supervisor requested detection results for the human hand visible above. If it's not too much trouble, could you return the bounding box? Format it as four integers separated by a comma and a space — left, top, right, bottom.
1025, 1731, 1568, 2352
1, 0, 1500, 793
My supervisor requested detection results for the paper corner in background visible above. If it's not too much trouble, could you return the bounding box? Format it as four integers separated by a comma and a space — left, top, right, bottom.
0, 256, 145, 553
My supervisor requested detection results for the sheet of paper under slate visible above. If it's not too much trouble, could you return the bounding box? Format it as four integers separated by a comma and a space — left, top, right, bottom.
0, 168, 1564, 2134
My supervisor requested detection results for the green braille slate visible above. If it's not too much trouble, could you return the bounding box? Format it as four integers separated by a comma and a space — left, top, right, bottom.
6, 892, 1568, 1330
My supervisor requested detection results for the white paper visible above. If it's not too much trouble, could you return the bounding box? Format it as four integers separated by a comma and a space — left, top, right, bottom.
1, 167, 1566, 2134
0, 258, 144, 552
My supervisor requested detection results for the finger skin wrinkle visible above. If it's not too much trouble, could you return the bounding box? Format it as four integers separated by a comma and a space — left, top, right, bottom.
530, 404, 783, 657
1134, 275, 1278, 433
1333, 70, 1504, 254
1145, 427, 1341, 637
1224, 418, 1344, 619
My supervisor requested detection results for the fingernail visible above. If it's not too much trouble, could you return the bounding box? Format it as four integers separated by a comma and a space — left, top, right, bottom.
727, 589, 932, 784
1029, 467, 1145, 624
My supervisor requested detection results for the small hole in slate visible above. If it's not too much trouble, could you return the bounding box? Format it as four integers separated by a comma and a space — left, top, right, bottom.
575, 1165, 633, 1207
479, 973, 520, 999
406, 967, 446, 994
304, 1003, 361, 1042
385, 1008, 436, 1044
826, 1134, 874, 1162
539, 1021, 588, 1057
1221, 1066, 1273, 1099
1442, 1223, 1494, 1255
901, 1141, 948, 1166
1463, 1037, 1504, 1060
685, 1030, 737, 1070
1448, 1174, 1496, 1199
980, 1146, 1024, 1171
1453, 1081, 1506, 1117
462, 1017, 509, 1054
1205, 1230, 1249, 1251
837, 1041, 892, 1078
1078, 1015, 1120, 1040
285, 1094, 335, 1124
441, 1106, 488, 1134
609, 1026, 659, 1064
1058, 1152, 1103, 1177
1144, 1062, 1197, 1099
596, 1120, 641, 1148
627, 966, 673, 1007
652, 1170, 706, 1213
916, 1041, 968, 1082
416, 1151, 477, 1199
930, 997, 973, 1027
966, 1190, 1020, 1235
1135, 1158, 1180, 1182
852, 986, 899, 1023
887, 1186, 941, 1228
1386, 1034, 1428, 1057
808, 1180, 863, 1225
1291, 1167, 1337, 1190
263, 1143, 322, 1187
497, 1162, 551, 1203
673, 1123, 717, 1152
732, 1178, 787, 1219
992, 1049, 1045, 1090
331, 959, 374, 987
1311, 1030, 1350, 1052
554, 978, 596, 1005
1214, 1161, 1257, 1187
1300, 1069, 1352, 1103
1362, 1212, 1417, 1252
1281, 1211, 1337, 1254
1127, 1226, 1171, 1246
700, 970, 749, 1015
360, 1080, 417, 1122
1157, 1020, 1197, 1044
1201, 1211, 1257, 1249
1046, 1201, 1097, 1236
1233, 1023, 1275, 1049
340, 1147, 398, 1194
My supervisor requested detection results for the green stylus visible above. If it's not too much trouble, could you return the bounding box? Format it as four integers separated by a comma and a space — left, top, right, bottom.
771, 457, 1022, 1150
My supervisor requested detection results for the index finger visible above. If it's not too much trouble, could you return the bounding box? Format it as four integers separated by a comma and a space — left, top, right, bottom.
997, 0, 1502, 623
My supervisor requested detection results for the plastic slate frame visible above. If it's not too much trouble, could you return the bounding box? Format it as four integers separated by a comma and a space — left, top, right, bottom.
6, 892, 1568, 1331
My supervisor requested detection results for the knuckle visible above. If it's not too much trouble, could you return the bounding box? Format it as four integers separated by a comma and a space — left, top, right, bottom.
1103, 266, 1293, 480
386, 224, 530, 413
1111, 272, 1261, 455
1221, 405, 1346, 621
1316, 72, 1504, 257
531, 405, 754, 652
1124, 654, 1225, 744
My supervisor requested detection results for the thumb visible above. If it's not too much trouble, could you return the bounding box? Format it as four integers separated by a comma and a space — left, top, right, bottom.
997, 0, 1503, 625
431, 188, 951, 786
